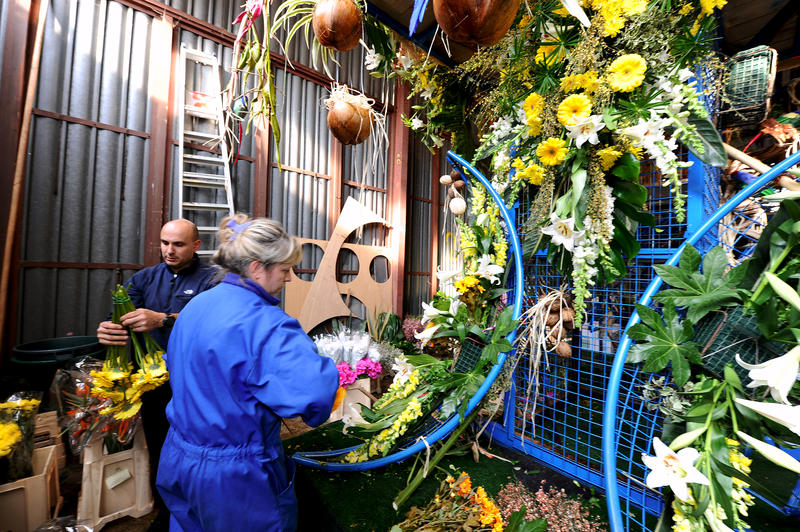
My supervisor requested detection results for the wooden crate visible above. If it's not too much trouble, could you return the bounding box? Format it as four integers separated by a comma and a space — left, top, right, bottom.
0, 445, 61, 532
76, 427, 153, 531
33, 411, 66, 469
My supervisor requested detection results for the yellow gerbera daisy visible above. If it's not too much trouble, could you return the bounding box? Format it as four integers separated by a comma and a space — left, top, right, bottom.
522, 92, 543, 119
537, 138, 569, 166
607, 54, 647, 92
557, 94, 592, 126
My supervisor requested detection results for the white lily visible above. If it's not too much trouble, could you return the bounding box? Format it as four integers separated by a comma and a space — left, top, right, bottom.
410, 118, 424, 131
735, 345, 800, 404
413, 323, 440, 347
558, 0, 591, 27
474, 254, 504, 285
541, 212, 584, 253
737, 430, 800, 475
735, 398, 800, 436
641, 437, 710, 502
364, 47, 381, 71
448, 298, 462, 317
703, 505, 735, 532
391, 355, 414, 386
565, 114, 604, 148
341, 405, 360, 434
436, 266, 461, 284
420, 301, 444, 324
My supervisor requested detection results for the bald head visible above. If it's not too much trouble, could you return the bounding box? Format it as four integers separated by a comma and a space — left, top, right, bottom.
160, 219, 201, 272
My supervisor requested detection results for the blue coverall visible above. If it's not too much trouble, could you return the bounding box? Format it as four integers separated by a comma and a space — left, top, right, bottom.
156, 273, 339, 532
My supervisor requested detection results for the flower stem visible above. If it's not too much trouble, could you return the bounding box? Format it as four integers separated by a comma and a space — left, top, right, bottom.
393, 407, 480, 509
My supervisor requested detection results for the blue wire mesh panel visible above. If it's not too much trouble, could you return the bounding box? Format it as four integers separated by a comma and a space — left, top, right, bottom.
603, 151, 800, 531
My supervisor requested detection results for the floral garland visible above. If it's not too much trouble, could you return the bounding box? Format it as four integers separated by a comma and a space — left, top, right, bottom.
374, 1, 728, 328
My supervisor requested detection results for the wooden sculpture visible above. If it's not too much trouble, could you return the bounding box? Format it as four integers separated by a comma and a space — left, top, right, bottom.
285, 197, 393, 332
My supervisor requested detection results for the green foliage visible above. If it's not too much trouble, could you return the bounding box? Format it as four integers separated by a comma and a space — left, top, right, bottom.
506, 507, 548, 532
626, 303, 701, 386
653, 245, 746, 323
682, 113, 727, 167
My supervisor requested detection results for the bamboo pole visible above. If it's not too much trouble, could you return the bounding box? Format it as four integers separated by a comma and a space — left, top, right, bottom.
724, 142, 800, 190
0, 0, 50, 351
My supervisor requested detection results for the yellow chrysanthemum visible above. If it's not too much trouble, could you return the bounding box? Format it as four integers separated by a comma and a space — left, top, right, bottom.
0, 421, 22, 458
557, 94, 592, 126
597, 146, 623, 171
527, 116, 543, 137
581, 71, 600, 93
536, 138, 569, 166
455, 276, 483, 293
678, 3, 693, 15
607, 54, 647, 92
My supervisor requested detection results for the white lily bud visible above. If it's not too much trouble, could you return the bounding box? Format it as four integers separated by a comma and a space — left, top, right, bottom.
737, 430, 800, 475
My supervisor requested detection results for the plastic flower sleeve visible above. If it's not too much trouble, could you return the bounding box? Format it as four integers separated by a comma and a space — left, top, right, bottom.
0, 391, 43, 481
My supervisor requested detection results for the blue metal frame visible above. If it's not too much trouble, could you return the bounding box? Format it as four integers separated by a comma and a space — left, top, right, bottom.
292, 150, 523, 471
602, 150, 800, 531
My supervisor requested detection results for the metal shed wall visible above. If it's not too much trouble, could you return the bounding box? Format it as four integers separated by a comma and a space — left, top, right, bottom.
13, 0, 422, 345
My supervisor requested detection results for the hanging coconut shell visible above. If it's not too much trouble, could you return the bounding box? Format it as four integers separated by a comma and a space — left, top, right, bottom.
312, 0, 362, 52
432, 0, 521, 47
327, 99, 372, 145
449, 197, 467, 215
440, 174, 453, 186
453, 179, 466, 189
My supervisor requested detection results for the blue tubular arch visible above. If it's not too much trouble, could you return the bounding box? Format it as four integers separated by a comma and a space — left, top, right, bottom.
292, 151, 524, 471
602, 150, 800, 531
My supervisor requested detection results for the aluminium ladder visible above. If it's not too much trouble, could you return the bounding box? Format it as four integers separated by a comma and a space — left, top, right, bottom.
176, 45, 234, 257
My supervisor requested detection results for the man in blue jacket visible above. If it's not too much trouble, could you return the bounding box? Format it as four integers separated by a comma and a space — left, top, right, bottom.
97, 218, 217, 530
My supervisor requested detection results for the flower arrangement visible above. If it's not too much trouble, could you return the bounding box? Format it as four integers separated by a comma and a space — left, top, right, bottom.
0, 392, 42, 481
373, 1, 729, 327
89, 285, 168, 421
390, 472, 505, 532
53, 358, 139, 455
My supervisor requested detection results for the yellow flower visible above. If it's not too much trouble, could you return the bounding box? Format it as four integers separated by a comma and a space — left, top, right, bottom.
699, 0, 726, 15
557, 94, 592, 126
580, 71, 600, 93
455, 276, 482, 293
535, 44, 563, 66
678, 3, 693, 15
537, 138, 569, 166
560, 74, 581, 93
607, 54, 647, 92
522, 92, 543, 119
0, 421, 22, 458
527, 116, 543, 137
597, 146, 623, 171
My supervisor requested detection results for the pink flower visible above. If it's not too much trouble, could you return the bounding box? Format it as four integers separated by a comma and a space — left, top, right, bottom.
337, 361, 357, 388
233, 0, 265, 46
356, 357, 382, 379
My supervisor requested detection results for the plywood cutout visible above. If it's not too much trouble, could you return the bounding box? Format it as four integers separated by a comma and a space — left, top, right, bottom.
285, 197, 392, 332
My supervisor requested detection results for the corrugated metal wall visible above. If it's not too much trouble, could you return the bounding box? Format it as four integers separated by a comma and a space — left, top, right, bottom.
20, 1, 153, 342
0, 0, 9, 77
15, 0, 435, 343
404, 130, 433, 316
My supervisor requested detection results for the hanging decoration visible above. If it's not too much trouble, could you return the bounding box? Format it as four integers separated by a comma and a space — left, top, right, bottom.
325, 83, 375, 145
432, 0, 521, 47
312, 0, 363, 52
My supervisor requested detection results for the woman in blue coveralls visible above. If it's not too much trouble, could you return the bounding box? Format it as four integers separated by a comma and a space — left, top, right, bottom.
156, 214, 340, 532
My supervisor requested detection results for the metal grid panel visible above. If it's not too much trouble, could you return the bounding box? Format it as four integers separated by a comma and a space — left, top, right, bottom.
490, 153, 702, 529
507, 256, 662, 477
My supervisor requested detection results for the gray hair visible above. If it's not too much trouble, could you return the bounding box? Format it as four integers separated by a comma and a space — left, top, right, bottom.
212, 214, 302, 276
